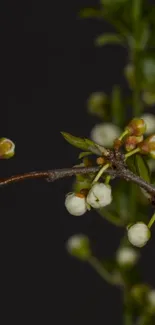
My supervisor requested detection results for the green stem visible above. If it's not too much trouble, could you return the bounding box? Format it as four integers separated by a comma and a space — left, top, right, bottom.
105, 175, 111, 185
148, 212, 155, 229
123, 291, 133, 325
92, 163, 110, 184
125, 147, 140, 159
88, 256, 117, 285
118, 129, 129, 141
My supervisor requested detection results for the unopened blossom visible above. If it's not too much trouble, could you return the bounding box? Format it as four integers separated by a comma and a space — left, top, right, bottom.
125, 118, 146, 136
90, 123, 121, 147
66, 234, 91, 260
116, 247, 139, 266
147, 290, 155, 309
0, 138, 15, 159
138, 134, 155, 158
86, 182, 112, 209
127, 222, 151, 248
65, 193, 87, 216
141, 114, 155, 135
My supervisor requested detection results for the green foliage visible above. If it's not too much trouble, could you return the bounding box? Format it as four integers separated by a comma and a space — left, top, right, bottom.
65, 1, 155, 324
95, 33, 124, 47
61, 132, 108, 155
79, 8, 104, 19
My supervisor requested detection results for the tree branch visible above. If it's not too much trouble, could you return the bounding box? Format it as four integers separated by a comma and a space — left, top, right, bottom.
0, 165, 155, 199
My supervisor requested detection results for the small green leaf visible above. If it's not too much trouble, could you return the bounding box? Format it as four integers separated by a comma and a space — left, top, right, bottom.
100, 0, 128, 6
135, 154, 150, 183
78, 152, 92, 159
126, 154, 150, 186
95, 33, 124, 47
141, 56, 155, 91
61, 132, 92, 151
79, 8, 103, 19
61, 132, 108, 156
126, 155, 137, 174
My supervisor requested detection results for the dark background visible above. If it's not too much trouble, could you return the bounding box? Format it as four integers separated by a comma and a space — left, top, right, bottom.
1, 1, 155, 324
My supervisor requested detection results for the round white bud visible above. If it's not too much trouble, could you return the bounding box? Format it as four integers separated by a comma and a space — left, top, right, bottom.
127, 222, 151, 248
141, 114, 155, 135
116, 247, 139, 266
86, 183, 112, 209
147, 290, 155, 308
90, 123, 121, 147
66, 234, 91, 260
65, 193, 87, 216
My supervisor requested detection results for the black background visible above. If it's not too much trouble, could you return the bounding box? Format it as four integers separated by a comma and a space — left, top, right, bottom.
1, 1, 155, 324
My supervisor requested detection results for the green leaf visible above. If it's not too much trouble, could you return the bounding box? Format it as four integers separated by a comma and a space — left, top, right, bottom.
126, 155, 137, 174
79, 8, 104, 19
78, 152, 92, 159
134, 154, 150, 183
61, 132, 108, 156
95, 33, 124, 47
101, 0, 129, 6
141, 56, 155, 91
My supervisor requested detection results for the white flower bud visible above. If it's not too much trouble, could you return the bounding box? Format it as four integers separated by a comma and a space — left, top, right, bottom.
127, 222, 151, 248
66, 234, 91, 260
147, 290, 155, 308
90, 123, 121, 147
116, 247, 139, 266
65, 193, 87, 216
86, 183, 112, 209
141, 114, 155, 135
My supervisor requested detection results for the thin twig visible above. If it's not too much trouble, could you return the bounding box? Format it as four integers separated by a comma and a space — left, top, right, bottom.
0, 166, 155, 199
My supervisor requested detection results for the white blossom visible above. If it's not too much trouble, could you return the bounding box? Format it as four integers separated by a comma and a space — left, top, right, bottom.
65, 193, 87, 216
116, 247, 139, 266
90, 123, 121, 147
147, 290, 155, 308
141, 114, 155, 135
66, 234, 91, 259
86, 183, 112, 209
127, 222, 151, 248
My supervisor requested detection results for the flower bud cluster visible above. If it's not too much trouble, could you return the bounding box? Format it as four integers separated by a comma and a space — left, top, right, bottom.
65, 182, 112, 216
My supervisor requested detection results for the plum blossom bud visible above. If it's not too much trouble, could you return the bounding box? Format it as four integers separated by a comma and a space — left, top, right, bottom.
116, 247, 139, 267
131, 284, 150, 305
142, 91, 155, 106
125, 118, 146, 136
0, 138, 15, 159
66, 234, 91, 260
86, 182, 112, 209
138, 135, 155, 158
127, 222, 151, 248
87, 92, 108, 118
147, 290, 155, 310
141, 114, 155, 135
65, 193, 87, 216
90, 123, 121, 147
125, 135, 143, 152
